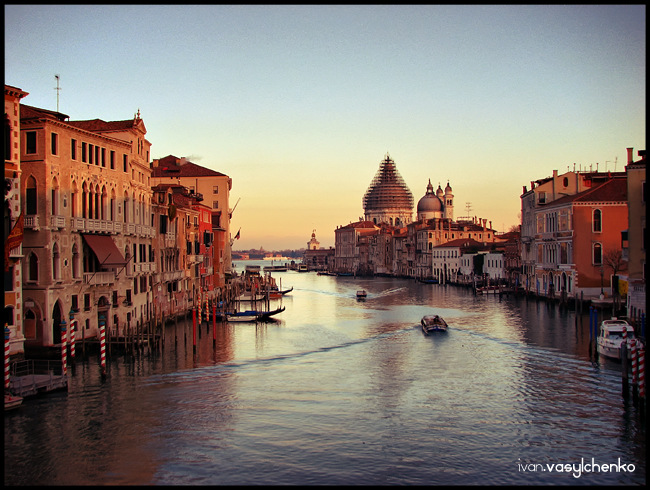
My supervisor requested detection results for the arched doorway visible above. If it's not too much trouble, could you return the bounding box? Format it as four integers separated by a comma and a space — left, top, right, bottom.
52, 301, 63, 344
97, 296, 110, 334
24, 308, 37, 339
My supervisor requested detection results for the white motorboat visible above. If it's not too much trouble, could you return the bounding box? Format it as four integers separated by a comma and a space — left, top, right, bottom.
596, 318, 637, 360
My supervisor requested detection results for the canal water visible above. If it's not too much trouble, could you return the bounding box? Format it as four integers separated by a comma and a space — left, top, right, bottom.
4, 261, 646, 485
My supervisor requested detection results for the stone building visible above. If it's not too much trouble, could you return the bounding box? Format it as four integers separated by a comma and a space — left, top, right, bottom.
151, 155, 231, 287
19, 104, 154, 346
623, 148, 645, 316
4, 84, 29, 355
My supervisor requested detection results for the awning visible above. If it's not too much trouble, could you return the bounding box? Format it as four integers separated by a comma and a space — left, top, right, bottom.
82, 234, 127, 267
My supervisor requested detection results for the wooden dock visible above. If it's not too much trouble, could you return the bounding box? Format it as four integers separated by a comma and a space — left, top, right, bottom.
8, 359, 68, 398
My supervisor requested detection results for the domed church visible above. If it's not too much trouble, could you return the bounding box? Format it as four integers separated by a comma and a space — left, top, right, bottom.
363, 153, 414, 226
417, 179, 454, 221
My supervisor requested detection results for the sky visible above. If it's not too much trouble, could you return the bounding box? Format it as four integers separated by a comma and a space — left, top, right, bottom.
5, 5, 646, 250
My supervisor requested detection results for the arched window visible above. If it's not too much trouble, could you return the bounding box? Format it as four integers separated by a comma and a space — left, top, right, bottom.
94, 184, 100, 219
51, 177, 60, 216
101, 185, 107, 220
71, 181, 77, 218
52, 242, 61, 281
593, 242, 603, 265
72, 243, 80, 279
28, 251, 38, 281
593, 209, 602, 233
4, 306, 14, 325
26, 176, 37, 215
110, 189, 116, 221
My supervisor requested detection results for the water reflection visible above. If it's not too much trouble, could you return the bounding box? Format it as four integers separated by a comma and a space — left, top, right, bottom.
4, 263, 645, 485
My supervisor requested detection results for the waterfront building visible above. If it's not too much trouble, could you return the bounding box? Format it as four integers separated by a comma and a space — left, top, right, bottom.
334, 221, 379, 274
303, 230, 335, 271
363, 154, 413, 226
151, 184, 200, 321
483, 251, 506, 282
530, 173, 627, 299
19, 104, 154, 346
151, 155, 231, 287
519, 168, 623, 295
433, 238, 489, 284
4, 84, 29, 355
622, 148, 646, 316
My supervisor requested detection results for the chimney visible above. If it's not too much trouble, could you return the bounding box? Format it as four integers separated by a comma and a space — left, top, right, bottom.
523, 185, 527, 194
627, 147, 634, 164
530, 181, 535, 190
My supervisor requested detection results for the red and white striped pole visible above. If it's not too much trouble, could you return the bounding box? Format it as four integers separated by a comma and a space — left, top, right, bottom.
70, 319, 76, 362
5, 324, 11, 390
638, 348, 645, 399
630, 339, 638, 386
99, 314, 106, 379
60, 319, 67, 378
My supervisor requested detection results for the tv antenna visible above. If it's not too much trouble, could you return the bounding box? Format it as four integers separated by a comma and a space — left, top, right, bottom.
54, 75, 61, 112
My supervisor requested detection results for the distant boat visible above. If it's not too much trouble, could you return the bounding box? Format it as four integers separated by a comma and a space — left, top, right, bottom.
298, 265, 308, 272
421, 315, 448, 334
417, 277, 439, 284
269, 286, 293, 298
227, 306, 286, 322
356, 290, 367, 299
263, 265, 288, 272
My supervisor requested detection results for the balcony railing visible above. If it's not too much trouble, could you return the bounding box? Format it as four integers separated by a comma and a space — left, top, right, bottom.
24, 215, 39, 230
9, 244, 22, 258
50, 215, 66, 229
84, 271, 116, 286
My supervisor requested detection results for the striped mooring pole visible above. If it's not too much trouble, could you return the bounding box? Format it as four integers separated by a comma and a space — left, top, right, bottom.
60, 319, 67, 378
70, 319, 76, 362
5, 324, 10, 390
99, 314, 106, 379
69, 309, 76, 363
639, 348, 645, 400
631, 339, 638, 392
192, 307, 197, 354
213, 303, 217, 345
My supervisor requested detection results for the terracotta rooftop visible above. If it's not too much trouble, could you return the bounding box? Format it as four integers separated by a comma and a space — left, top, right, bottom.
20, 104, 69, 122
152, 155, 228, 178
67, 118, 140, 132
547, 177, 627, 207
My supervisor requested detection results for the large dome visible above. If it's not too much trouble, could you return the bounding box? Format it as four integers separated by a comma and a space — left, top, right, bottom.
363, 154, 414, 212
417, 179, 444, 214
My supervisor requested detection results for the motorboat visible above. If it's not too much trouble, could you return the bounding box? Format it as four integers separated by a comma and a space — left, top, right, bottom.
298, 265, 308, 272
5, 394, 23, 411
421, 315, 448, 334
356, 290, 367, 299
597, 318, 637, 360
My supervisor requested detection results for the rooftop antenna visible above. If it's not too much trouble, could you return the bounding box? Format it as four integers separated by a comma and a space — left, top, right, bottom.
614, 157, 618, 172
54, 75, 61, 112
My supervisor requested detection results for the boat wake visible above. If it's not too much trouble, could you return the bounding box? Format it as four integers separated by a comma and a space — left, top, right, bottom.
139, 325, 415, 387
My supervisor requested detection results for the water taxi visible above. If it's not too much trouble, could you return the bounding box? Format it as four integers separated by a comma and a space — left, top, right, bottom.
421, 315, 448, 334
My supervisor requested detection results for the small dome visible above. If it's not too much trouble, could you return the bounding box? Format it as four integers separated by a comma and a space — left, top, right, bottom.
417, 179, 444, 213
445, 181, 452, 193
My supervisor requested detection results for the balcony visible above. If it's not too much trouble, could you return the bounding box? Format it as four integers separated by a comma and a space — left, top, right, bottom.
84, 271, 116, 286
50, 215, 66, 230
9, 244, 22, 259
24, 215, 39, 230
163, 270, 184, 282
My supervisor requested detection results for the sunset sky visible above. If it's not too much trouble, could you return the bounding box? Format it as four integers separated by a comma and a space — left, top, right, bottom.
5, 5, 646, 250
